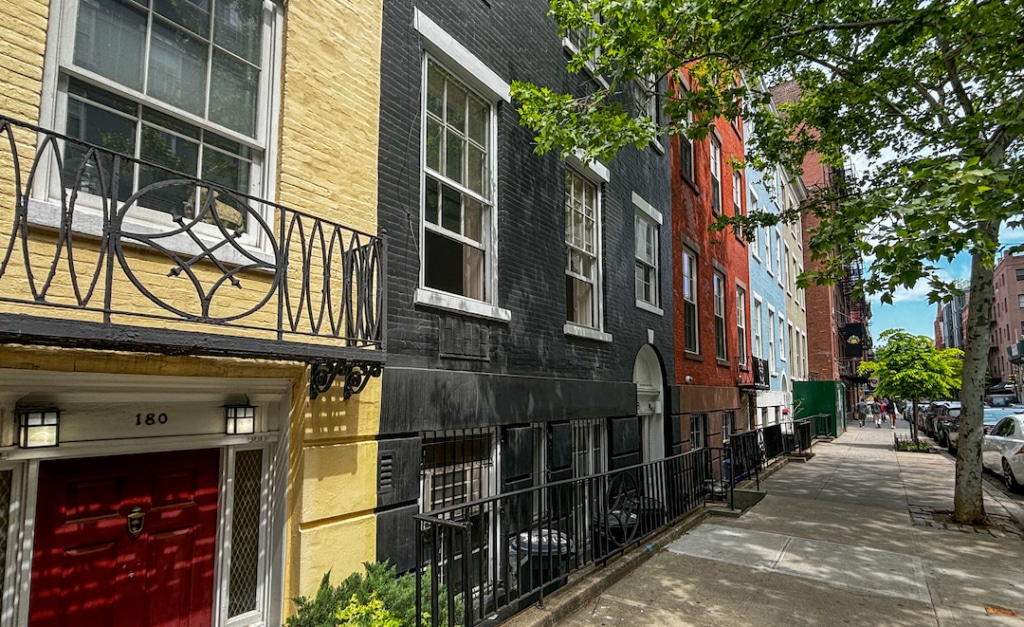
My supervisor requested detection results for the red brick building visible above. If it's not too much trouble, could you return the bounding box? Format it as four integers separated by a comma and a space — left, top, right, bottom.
671, 74, 753, 446
772, 80, 871, 418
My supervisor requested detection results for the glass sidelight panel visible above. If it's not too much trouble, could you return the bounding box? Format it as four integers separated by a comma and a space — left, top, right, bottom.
228, 450, 263, 617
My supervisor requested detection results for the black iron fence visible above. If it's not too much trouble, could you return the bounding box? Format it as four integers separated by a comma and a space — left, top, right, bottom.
414, 446, 729, 626
0, 116, 385, 387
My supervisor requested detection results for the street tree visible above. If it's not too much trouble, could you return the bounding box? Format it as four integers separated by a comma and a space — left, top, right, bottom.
858, 330, 963, 443
510, 0, 1023, 525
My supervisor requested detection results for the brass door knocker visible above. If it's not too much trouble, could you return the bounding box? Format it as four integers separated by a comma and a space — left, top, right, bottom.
127, 507, 145, 538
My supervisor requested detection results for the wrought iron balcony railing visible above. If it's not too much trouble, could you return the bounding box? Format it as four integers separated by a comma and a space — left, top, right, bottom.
0, 115, 384, 399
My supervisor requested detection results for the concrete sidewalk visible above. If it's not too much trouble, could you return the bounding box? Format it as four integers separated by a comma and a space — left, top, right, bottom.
513, 423, 1024, 626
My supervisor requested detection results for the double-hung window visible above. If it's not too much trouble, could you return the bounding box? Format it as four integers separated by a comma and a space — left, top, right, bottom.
682, 248, 698, 353
778, 316, 786, 362
713, 272, 727, 360
678, 86, 694, 183
736, 287, 747, 366
565, 168, 601, 329
423, 61, 492, 302
710, 135, 722, 213
633, 193, 662, 312
749, 189, 760, 260
48, 0, 275, 237
753, 299, 763, 359
775, 230, 783, 285
768, 310, 776, 373
733, 171, 742, 216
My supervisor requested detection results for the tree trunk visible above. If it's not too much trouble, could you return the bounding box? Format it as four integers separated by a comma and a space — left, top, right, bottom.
911, 397, 919, 442
953, 220, 1000, 524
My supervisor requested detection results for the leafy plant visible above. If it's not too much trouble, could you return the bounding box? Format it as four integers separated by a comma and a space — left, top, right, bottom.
287, 562, 460, 627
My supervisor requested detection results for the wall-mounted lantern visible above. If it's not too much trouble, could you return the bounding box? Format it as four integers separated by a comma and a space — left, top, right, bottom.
18, 409, 61, 448
224, 404, 256, 435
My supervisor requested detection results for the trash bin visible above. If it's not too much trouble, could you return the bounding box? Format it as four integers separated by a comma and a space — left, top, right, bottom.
507, 528, 575, 596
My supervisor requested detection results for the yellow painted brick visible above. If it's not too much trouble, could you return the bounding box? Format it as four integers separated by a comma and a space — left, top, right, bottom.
297, 440, 378, 523
292, 514, 377, 600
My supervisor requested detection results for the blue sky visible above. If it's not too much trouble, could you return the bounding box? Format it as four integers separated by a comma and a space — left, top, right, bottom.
868, 226, 1024, 340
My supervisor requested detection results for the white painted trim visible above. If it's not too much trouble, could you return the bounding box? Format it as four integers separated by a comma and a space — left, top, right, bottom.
568, 151, 610, 183
635, 300, 664, 316
413, 9, 510, 103
564, 322, 613, 343
415, 288, 512, 322
631, 192, 663, 225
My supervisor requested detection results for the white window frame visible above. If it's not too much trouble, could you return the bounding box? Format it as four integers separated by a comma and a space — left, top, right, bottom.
775, 229, 783, 286
682, 247, 699, 354
678, 80, 694, 183
713, 271, 727, 360
768, 308, 777, 373
736, 286, 747, 366
633, 193, 663, 315
413, 10, 512, 322
710, 134, 722, 213
733, 171, 743, 216
563, 154, 611, 341
753, 297, 763, 359
779, 315, 787, 362
33, 0, 285, 263
764, 226, 773, 275
788, 321, 795, 367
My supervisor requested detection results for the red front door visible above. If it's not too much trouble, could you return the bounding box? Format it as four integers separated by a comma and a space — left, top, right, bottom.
30, 449, 220, 627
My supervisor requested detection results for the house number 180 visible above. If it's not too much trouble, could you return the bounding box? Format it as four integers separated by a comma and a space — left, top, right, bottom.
136, 413, 169, 426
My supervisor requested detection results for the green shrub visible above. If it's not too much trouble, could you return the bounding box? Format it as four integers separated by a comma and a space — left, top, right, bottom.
287, 562, 460, 627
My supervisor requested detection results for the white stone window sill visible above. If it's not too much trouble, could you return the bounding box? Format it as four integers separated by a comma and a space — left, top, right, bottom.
27, 197, 276, 267
561, 39, 610, 89
564, 322, 612, 342
414, 287, 511, 322
649, 138, 665, 154
635, 300, 664, 316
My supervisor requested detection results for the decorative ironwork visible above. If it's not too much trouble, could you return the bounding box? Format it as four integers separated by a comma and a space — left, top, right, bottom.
310, 360, 383, 400
0, 115, 385, 397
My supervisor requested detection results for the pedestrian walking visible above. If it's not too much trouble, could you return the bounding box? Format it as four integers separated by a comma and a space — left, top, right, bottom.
855, 399, 868, 427
872, 400, 882, 428
887, 398, 897, 429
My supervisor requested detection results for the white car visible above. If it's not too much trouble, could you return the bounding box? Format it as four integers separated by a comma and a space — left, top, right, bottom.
982, 414, 1024, 493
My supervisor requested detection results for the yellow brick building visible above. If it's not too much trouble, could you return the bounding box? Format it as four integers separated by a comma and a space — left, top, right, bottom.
0, 0, 385, 624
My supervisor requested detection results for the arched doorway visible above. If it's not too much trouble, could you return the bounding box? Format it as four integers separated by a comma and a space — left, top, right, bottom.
634, 345, 666, 461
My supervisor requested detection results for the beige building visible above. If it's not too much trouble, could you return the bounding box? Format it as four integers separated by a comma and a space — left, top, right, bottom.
0, 0, 386, 623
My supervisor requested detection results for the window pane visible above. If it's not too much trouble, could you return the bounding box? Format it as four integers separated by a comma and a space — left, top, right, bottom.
214, 0, 263, 64
441, 183, 461, 233
425, 119, 442, 172
154, 0, 210, 38
446, 81, 467, 132
445, 129, 463, 184
427, 64, 445, 118
147, 21, 208, 115
209, 49, 259, 137
137, 123, 200, 214
64, 82, 137, 200
464, 197, 483, 242
464, 244, 484, 300
424, 177, 440, 225
228, 450, 262, 617
74, 0, 146, 91
467, 98, 488, 145
467, 145, 486, 196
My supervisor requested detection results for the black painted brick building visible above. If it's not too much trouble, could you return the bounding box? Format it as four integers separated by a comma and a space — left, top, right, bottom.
374, 0, 679, 569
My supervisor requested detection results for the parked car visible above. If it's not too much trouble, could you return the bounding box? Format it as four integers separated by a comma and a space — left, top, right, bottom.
925, 401, 960, 439
982, 414, 1024, 493
946, 407, 1022, 453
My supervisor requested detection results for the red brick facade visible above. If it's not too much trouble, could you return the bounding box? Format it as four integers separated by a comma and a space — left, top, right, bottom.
670, 80, 751, 419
